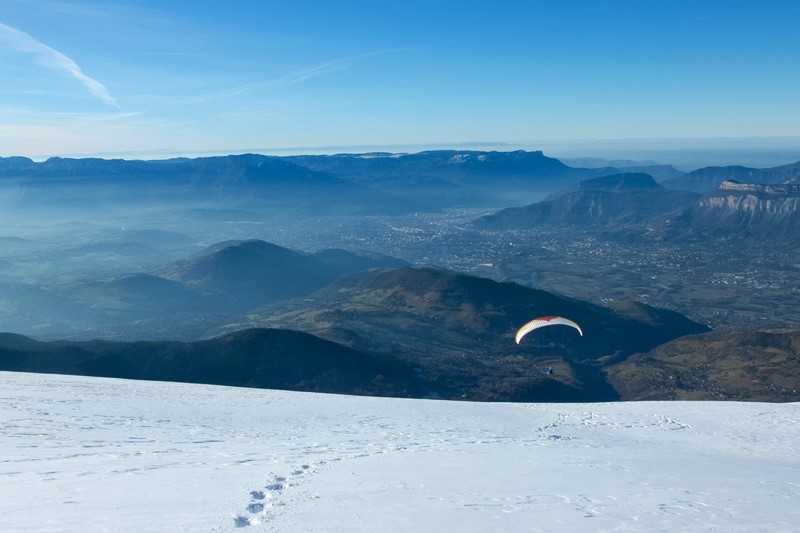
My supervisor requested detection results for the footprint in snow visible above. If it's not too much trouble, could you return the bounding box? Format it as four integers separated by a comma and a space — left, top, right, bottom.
233, 515, 251, 528
265, 482, 284, 492
236, 467, 316, 526
291, 464, 313, 475
246, 502, 264, 514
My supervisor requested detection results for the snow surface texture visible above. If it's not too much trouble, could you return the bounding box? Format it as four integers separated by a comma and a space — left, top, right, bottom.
1, 372, 799, 533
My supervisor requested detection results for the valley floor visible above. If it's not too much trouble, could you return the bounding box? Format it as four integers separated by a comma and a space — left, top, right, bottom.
1, 372, 798, 532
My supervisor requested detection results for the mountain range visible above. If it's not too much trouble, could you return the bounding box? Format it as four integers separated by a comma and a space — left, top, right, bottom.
0, 154, 334, 188
0, 237, 713, 355
4, 151, 800, 203
475, 173, 699, 230
559, 157, 684, 180
0, 241, 715, 402
0, 154, 359, 211
1, 149, 799, 403
664, 160, 800, 193
0, 151, 690, 211
666, 180, 800, 241
288, 150, 588, 186
285, 150, 689, 206
4, 251, 799, 401
475, 171, 800, 243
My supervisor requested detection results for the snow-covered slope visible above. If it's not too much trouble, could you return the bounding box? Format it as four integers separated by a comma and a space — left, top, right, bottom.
1, 372, 798, 533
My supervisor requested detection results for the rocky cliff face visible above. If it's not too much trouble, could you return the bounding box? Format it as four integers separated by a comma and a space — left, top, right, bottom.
699, 180, 800, 219
716, 179, 800, 195
675, 180, 800, 240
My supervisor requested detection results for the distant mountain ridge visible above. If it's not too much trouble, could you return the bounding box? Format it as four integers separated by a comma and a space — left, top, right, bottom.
475, 173, 699, 229
476, 169, 800, 242
668, 179, 800, 241
560, 157, 684, 181
1, 150, 603, 190
288, 150, 575, 181
0, 150, 662, 211
578, 172, 662, 191
8, 152, 799, 199
717, 179, 800, 195
285, 149, 663, 196
0, 154, 354, 197
664, 160, 800, 193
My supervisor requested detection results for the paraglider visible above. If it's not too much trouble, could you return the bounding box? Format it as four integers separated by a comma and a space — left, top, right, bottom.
515, 316, 583, 345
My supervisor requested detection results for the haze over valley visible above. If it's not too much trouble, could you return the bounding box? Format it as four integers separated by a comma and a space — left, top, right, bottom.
1, 148, 798, 404
2, 2, 799, 531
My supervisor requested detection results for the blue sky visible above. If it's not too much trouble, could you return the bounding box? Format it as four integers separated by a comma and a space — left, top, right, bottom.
1, 0, 799, 158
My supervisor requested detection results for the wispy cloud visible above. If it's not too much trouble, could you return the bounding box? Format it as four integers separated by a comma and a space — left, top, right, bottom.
254, 50, 395, 91
268, 57, 353, 87
168, 50, 392, 106
0, 20, 118, 107
190, 57, 355, 104
46, 110, 141, 122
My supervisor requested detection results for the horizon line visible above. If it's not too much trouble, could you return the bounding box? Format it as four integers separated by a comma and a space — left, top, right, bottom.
7, 135, 800, 162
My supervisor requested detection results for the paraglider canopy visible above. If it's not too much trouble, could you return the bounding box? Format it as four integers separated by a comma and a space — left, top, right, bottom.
515, 316, 583, 345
